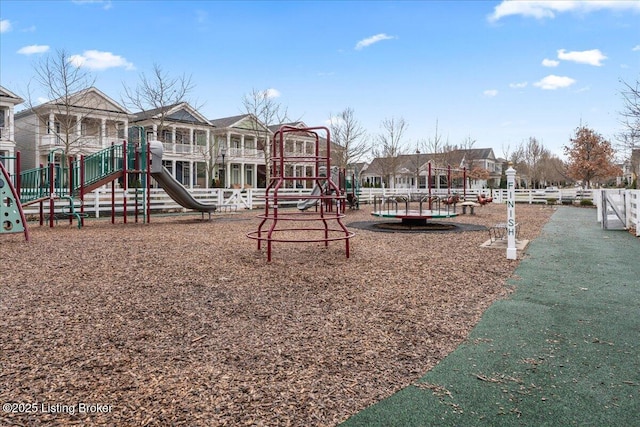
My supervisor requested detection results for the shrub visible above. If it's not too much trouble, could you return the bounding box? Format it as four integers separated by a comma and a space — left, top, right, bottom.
546, 198, 557, 205
580, 199, 594, 207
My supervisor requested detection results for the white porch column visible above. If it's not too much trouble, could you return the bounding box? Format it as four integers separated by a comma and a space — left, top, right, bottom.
172, 126, 177, 153
48, 112, 55, 135
240, 134, 245, 157
189, 128, 194, 154
122, 120, 128, 143
152, 124, 158, 140
189, 160, 194, 189
101, 118, 107, 148
7, 107, 15, 141
76, 115, 82, 142
240, 162, 245, 188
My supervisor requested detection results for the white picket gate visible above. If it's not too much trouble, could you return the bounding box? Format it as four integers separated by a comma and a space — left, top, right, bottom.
595, 189, 640, 236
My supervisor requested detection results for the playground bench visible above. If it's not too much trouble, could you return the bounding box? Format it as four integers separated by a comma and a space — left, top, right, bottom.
488, 222, 520, 243
459, 201, 480, 215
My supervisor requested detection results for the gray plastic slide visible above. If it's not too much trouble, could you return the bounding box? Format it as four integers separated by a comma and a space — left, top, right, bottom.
148, 140, 217, 213
151, 167, 218, 213
297, 185, 322, 210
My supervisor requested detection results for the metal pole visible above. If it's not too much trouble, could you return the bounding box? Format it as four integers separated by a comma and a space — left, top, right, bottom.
428, 162, 432, 209
463, 167, 467, 200
49, 163, 54, 228
80, 155, 85, 227
122, 141, 127, 224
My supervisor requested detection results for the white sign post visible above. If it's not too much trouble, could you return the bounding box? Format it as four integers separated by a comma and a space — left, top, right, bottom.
506, 164, 517, 260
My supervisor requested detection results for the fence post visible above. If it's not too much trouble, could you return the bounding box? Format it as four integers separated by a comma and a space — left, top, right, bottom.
506, 164, 517, 260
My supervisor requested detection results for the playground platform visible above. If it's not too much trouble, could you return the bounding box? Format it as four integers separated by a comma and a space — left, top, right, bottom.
342, 206, 639, 426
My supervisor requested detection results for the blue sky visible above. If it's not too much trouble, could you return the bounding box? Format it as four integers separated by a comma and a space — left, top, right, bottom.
1, 0, 639, 159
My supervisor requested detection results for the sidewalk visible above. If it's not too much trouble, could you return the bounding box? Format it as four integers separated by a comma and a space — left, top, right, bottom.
342, 207, 639, 426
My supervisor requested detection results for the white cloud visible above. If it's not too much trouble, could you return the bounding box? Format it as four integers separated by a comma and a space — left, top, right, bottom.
264, 88, 280, 99
557, 48, 607, 66
17, 45, 50, 55
483, 89, 498, 97
542, 58, 559, 67
196, 10, 208, 24
509, 81, 528, 89
633, 45, 640, 51
326, 115, 344, 127
355, 33, 395, 50
69, 50, 134, 70
72, 0, 113, 10
489, 0, 640, 22
0, 19, 11, 33
533, 75, 576, 90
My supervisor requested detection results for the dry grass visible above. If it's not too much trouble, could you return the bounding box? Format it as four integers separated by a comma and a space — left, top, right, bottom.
1, 203, 554, 426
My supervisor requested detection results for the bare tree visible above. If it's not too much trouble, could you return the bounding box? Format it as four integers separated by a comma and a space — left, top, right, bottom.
619, 76, 640, 145
25, 49, 97, 159
511, 137, 549, 188
121, 63, 197, 142
425, 119, 444, 154
618, 76, 640, 187
328, 107, 369, 170
372, 116, 408, 189
241, 88, 290, 185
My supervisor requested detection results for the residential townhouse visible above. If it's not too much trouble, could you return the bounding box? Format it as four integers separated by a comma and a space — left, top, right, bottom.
9, 86, 294, 190
0, 85, 25, 175
210, 114, 270, 189
129, 102, 214, 188
361, 148, 504, 190
14, 87, 132, 169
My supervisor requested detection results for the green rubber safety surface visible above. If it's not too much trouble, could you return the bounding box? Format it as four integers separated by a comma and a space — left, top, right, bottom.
342, 207, 639, 427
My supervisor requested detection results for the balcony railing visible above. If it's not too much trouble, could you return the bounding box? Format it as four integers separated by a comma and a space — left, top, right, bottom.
38, 135, 113, 150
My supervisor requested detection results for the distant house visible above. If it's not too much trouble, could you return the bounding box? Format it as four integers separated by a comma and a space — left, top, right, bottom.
622, 148, 639, 188
0, 85, 24, 175
130, 102, 212, 188
267, 121, 332, 188
211, 114, 270, 189
445, 148, 503, 188
14, 87, 132, 169
361, 147, 503, 190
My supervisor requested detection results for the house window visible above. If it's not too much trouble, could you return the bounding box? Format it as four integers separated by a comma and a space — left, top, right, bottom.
162, 160, 172, 173
232, 164, 240, 186
47, 121, 61, 134
245, 165, 254, 187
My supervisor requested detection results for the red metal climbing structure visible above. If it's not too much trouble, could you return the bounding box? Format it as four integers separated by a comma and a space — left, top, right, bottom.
247, 125, 354, 261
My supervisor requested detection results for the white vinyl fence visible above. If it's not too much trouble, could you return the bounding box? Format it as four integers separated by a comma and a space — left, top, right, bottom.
22, 186, 596, 219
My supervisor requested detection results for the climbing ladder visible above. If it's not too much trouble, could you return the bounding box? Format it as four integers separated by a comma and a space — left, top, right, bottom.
0, 160, 29, 241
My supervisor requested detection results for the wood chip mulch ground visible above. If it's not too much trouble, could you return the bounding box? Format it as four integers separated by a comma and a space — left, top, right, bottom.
1, 203, 555, 426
